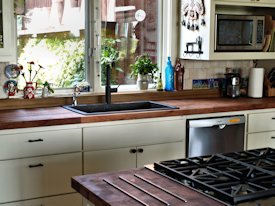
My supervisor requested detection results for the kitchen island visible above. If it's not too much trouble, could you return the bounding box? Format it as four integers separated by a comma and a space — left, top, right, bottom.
72, 148, 275, 206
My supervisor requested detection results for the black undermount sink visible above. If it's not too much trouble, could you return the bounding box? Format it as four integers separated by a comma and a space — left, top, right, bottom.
63, 101, 178, 115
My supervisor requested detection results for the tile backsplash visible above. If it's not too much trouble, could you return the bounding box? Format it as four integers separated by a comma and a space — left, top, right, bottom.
181, 60, 254, 89
0, 60, 268, 99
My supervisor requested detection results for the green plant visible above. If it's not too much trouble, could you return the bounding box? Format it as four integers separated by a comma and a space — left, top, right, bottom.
42, 81, 54, 94
130, 54, 158, 78
100, 38, 123, 84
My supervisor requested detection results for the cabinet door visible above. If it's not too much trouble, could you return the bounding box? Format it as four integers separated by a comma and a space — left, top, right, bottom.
84, 147, 136, 174
0, 153, 82, 203
247, 132, 275, 150
1, 193, 82, 206
137, 142, 185, 168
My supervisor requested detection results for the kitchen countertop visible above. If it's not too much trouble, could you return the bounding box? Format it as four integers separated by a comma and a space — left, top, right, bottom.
71, 166, 226, 206
0, 97, 275, 130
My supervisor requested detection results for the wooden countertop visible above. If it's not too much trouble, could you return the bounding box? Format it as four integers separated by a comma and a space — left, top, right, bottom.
72, 166, 226, 206
0, 97, 275, 130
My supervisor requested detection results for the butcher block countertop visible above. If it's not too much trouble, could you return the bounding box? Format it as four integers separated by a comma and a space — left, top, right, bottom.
71, 166, 226, 206
0, 97, 275, 130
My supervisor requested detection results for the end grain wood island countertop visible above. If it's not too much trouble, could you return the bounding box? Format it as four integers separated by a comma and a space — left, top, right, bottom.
0, 97, 275, 130
71, 166, 226, 206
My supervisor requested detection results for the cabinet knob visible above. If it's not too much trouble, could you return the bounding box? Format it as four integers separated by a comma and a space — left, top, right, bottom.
129, 149, 137, 154
28, 139, 43, 143
137, 148, 144, 153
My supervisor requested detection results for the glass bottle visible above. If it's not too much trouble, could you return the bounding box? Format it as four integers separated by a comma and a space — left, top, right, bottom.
157, 73, 163, 91
165, 57, 174, 91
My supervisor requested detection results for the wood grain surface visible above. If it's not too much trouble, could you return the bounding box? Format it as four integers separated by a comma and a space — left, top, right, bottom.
0, 97, 274, 130
72, 167, 226, 206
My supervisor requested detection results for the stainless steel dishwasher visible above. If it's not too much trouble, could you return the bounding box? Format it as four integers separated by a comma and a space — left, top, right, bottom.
187, 115, 245, 157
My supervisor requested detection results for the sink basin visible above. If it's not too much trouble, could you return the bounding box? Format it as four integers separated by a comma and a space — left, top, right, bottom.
63, 101, 178, 115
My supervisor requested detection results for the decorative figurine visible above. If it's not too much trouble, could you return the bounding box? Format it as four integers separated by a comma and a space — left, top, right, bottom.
181, 0, 206, 31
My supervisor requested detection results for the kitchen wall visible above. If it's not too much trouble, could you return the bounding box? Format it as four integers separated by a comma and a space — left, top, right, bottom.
0, 59, 273, 99
181, 59, 253, 89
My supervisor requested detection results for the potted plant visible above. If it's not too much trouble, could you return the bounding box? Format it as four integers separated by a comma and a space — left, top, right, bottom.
130, 54, 158, 90
42, 81, 54, 97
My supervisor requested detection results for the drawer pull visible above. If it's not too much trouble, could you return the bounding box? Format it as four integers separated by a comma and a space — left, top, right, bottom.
272, 118, 275, 120
129, 149, 137, 154
29, 163, 44, 168
28, 139, 43, 143
271, 137, 275, 139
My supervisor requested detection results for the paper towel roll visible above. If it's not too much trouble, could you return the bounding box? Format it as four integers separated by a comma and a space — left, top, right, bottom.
248, 68, 265, 98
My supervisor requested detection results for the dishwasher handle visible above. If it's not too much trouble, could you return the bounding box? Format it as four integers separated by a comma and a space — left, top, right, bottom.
188, 115, 245, 128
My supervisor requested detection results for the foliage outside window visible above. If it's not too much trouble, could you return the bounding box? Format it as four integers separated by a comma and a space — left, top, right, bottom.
16, 0, 85, 89
99, 0, 159, 88
16, 0, 159, 92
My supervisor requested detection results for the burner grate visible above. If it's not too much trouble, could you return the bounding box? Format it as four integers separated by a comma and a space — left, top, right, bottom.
153, 148, 275, 205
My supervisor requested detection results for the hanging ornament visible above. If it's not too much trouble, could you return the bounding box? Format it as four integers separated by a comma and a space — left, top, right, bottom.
181, 0, 206, 31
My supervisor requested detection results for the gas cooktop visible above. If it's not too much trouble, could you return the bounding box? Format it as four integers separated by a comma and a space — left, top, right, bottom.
152, 148, 275, 205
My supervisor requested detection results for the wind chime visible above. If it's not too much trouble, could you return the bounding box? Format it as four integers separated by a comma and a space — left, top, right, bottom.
181, 0, 206, 31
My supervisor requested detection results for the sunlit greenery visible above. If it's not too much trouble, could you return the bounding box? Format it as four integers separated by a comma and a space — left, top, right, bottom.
17, 34, 85, 89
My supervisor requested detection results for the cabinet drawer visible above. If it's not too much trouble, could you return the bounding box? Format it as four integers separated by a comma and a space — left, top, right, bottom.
0, 152, 82, 203
83, 117, 185, 151
247, 131, 275, 150
248, 112, 275, 133
0, 193, 82, 206
0, 128, 82, 160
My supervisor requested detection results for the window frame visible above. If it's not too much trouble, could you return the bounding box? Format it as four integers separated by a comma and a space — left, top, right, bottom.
88, 0, 177, 93
13, 0, 178, 95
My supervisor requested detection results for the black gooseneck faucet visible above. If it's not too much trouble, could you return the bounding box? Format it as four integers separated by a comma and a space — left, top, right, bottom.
105, 64, 118, 104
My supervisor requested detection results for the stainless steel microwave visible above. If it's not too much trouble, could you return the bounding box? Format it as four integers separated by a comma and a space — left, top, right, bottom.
215, 14, 265, 51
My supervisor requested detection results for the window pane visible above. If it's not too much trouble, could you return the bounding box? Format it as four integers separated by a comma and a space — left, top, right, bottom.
17, 0, 85, 89
100, 0, 159, 86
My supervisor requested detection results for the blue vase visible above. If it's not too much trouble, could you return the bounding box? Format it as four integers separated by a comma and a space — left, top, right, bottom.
165, 57, 174, 91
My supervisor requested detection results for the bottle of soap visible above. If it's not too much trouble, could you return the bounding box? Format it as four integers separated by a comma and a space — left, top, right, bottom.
157, 73, 163, 91
165, 57, 174, 91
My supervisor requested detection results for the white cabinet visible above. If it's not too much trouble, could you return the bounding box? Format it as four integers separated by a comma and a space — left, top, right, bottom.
1, 193, 82, 206
179, 0, 275, 60
83, 117, 185, 174
223, 0, 273, 5
84, 142, 185, 174
247, 110, 275, 149
0, 153, 81, 203
0, 128, 82, 160
0, 0, 16, 62
0, 126, 82, 205
84, 147, 136, 173
136, 142, 185, 168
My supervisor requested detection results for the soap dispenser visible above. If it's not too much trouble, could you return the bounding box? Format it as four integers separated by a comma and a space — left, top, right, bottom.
165, 57, 174, 91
